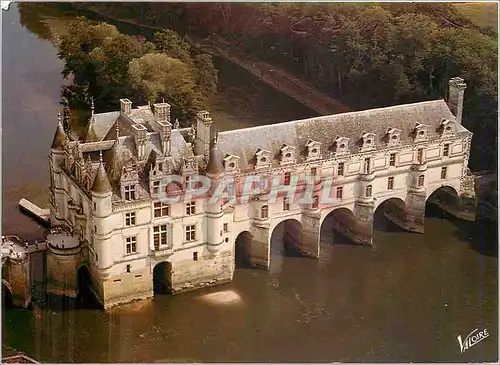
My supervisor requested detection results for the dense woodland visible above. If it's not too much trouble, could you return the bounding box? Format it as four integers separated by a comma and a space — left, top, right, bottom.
20, 3, 498, 171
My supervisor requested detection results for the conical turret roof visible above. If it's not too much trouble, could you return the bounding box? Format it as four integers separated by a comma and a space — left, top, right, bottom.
51, 114, 67, 149
92, 152, 112, 193
205, 135, 224, 175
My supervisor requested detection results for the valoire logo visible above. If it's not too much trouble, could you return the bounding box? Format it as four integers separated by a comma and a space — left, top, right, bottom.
457, 328, 489, 353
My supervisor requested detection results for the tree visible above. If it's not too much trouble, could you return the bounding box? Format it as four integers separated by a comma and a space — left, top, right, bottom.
153, 29, 192, 65
193, 53, 218, 97
57, 18, 153, 110
128, 53, 205, 122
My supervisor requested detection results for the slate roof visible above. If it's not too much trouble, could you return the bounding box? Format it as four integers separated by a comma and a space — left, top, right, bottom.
86, 112, 120, 142
205, 138, 224, 175
216, 99, 467, 170
92, 161, 112, 193
51, 119, 67, 149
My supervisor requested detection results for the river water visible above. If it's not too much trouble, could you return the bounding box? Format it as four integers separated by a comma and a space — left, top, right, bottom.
2, 4, 498, 362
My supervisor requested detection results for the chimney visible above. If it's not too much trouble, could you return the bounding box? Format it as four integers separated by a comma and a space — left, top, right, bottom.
153, 102, 171, 122
194, 111, 213, 157
447, 77, 467, 125
131, 123, 147, 160
120, 98, 132, 115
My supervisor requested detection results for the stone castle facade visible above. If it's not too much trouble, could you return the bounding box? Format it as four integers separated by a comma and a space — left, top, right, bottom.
47, 77, 472, 309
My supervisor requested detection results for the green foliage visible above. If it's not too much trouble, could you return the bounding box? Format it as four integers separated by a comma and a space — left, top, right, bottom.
56, 18, 217, 124
56, 3, 497, 169
193, 53, 219, 97
153, 30, 192, 65
128, 53, 204, 121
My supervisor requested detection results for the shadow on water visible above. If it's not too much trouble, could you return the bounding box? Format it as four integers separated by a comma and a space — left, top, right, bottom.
426, 202, 498, 257
45, 267, 102, 312
2, 285, 14, 310
372, 209, 411, 234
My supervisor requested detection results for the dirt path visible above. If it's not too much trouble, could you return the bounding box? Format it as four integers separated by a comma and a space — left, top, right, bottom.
187, 35, 351, 115
77, 8, 351, 116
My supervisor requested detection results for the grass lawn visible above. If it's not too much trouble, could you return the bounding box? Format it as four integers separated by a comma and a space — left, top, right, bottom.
453, 2, 498, 32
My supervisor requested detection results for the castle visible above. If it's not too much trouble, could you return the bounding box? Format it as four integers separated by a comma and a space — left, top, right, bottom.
47, 77, 473, 309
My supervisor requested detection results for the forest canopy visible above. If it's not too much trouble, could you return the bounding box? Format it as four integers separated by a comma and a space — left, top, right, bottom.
45, 3, 499, 170
56, 18, 218, 124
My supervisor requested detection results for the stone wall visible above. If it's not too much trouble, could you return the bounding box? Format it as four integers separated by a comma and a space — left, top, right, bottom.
102, 266, 153, 309
170, 249, 234, 293
3, 259, 31, 308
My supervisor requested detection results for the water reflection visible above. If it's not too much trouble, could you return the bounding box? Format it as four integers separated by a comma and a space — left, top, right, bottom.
2, 3, 498, 363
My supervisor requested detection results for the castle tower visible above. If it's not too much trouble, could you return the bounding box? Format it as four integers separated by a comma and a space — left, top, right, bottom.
91, 152, 113, 272
49, 113, 68, 226
205, 135, 225, 253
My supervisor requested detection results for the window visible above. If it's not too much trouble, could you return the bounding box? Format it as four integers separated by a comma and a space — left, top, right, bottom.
158, 163, 163, 172
336, 187, 343, 199
154, 202, 170, 218
366, 185, 372, 197
283, 196, 290, 211
193, 252, 198, 261
338, 162, 344, 176
283, 172, 291, 186
125, 236, 137, 254
387, 177, 394, 190
311, 167, 317, 176
124, 185, 136, 201
223, 223, 229, 232
126, 264, 131, 273
125, 212, 136, 226
389, 153, 396, 167
441, 167, 447, 180
261, 205, 269, 218
417, 148, 424, 164
185, 175, 193, 190
152, 181, 160, 195
312, 195, 319, 209
185, 225, 196, 242
93, 202, 96, 210
153, 224, 168, 250
418, 175, 425, 187
443, 144, 450, 157
364, 158, 371, 174
186, 201, 196, 215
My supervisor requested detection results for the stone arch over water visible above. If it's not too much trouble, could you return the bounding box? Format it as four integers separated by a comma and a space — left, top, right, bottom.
76, 265, 100, 308
426, 185, 460, 204
234, 231, 253, 268
373, 197, 409, 232
153, 261, 172, 296
320, 207, 359, 245
269, 219, 303, 259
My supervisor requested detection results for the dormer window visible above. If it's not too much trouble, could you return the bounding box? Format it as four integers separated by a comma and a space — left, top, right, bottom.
224, 154, 240, 172
124, 185, 136, 201
439, 119, 456, 137
386, 128, 402, 146
333, 137, 349, 155
413, 123, 429, 142
306, 139, 322, 161
280, 145, 296, 165
359, 132, 376, 151
255, 149, 272, 169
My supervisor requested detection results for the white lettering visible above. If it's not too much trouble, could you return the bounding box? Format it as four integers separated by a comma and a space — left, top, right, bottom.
458, 328, 489, 353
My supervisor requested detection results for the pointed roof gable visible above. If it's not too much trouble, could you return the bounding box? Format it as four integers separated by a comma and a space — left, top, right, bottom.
205, 136, 224, 175
51, 117, 67, 149
92, 152, 112, 193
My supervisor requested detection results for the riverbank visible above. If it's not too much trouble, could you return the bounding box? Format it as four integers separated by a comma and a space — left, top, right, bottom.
64, 6, 350, 116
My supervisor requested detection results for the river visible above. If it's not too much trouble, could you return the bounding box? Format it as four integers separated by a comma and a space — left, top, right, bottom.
2, 4, 498, 363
